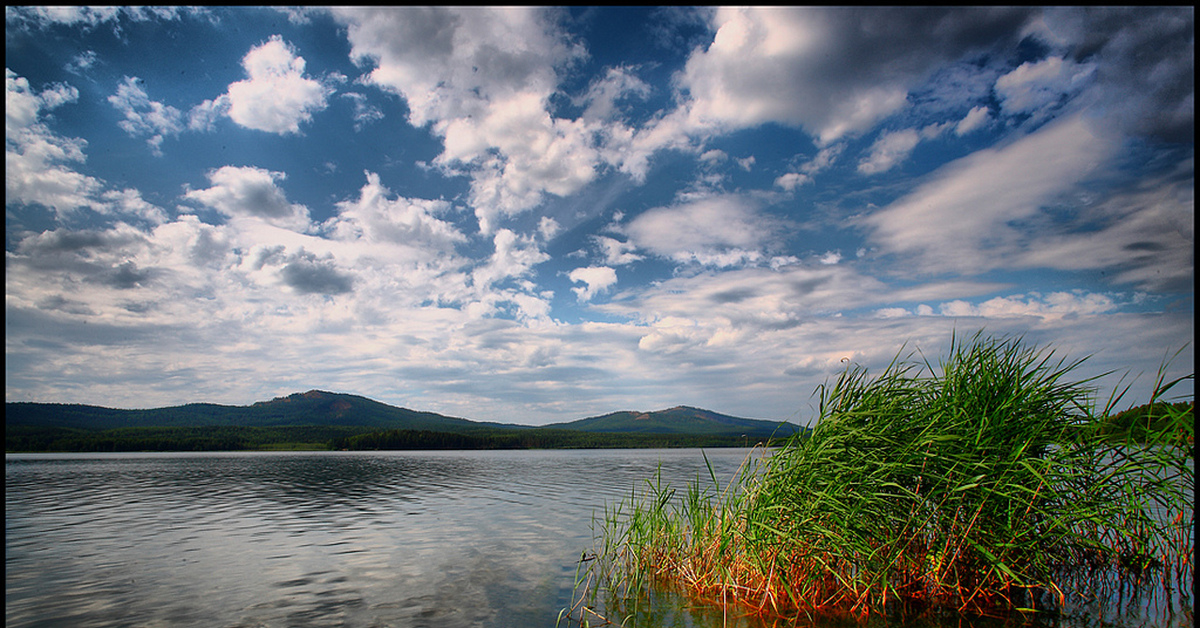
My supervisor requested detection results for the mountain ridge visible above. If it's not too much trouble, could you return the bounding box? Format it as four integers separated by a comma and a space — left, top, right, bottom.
6, 389, 801, 438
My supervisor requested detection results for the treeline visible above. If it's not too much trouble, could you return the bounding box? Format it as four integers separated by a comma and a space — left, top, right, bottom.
6, 424, 784, 453
332, 428, 781, 451
1100, 401, 1194, 443
5, 425, 374, 453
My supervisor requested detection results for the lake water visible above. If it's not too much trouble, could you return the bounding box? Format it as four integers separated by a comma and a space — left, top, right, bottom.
6, 449, 1191, 628
6, 449, 770, 628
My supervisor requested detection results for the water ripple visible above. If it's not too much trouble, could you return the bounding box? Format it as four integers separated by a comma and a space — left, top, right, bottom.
6, 449, 759, 628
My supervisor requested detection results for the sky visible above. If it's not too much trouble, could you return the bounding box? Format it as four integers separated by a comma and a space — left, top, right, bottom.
5, 6, 1194, 426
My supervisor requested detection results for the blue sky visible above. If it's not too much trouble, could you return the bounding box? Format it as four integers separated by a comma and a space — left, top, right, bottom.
6, 7, 1193, 425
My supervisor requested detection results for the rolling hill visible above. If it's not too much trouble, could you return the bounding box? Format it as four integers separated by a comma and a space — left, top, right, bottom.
6, 391, 805, 452
4, 390, 514, 432
547, 405, 802, 438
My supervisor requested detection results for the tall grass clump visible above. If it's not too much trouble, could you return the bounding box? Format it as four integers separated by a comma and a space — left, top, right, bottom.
579, 333, 1193, 625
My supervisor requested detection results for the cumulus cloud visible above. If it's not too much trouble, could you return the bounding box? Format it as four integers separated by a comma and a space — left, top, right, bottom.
279, 249, 355, 295
858, 129, 921, 175
184, 166, 312, 231
994, 55, 1095, 119
538, 216, 561, 240
5, 69, 103, 217
100, 188, 169, 225
440, 91, 600, 233
108, 77, 185, 155
624, 195, 781, 267
775, 143, 844, 190
186, 96, 230, 133
592, 235, 643, 266
569, 266, 618, 302
774, 172, 810, 191
471, 228, 550, 292
325, 171, 466, 254
65, 50, 98, 74
937, 292, 1118, 321
333, 7, 599, 233
578, 66, 652, 122
673, 7, 1035, 144
818, 251, 842, 265
224, 35, 331, 134
340, 92, 384, 131
955, 105, 991, 135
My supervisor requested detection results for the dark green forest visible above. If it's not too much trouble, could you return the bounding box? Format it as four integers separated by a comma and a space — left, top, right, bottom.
1098, 400, 1194, 443
4, 424, 374, 452
5, 424, 783, 452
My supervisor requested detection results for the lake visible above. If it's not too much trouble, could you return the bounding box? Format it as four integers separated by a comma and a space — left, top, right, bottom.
5, 449, 1190, 628
7, 449, 770, 628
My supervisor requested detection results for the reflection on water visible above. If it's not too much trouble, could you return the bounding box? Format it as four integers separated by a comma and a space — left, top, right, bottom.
7, 449, 1190, 628
5, 449, 761, 628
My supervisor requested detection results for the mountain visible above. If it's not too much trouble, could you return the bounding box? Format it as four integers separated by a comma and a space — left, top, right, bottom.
6, 392, 800, 439
4, 390, 514, 433
546, 405, 803, 438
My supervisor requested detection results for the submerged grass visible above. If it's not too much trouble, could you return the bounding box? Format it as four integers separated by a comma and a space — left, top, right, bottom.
573, 333, 1193, 626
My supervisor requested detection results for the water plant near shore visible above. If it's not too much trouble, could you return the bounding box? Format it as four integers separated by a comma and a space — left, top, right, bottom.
573, 333, 1193, 626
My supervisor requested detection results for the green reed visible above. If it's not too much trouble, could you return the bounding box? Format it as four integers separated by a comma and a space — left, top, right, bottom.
578, 333, 1193, 625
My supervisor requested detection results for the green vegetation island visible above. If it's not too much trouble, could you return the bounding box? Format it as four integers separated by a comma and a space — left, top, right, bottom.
566, 334, 1193, 627
5, 393, 802, 453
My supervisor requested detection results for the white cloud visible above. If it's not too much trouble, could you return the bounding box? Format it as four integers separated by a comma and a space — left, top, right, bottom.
100, 188, 169, 225
673, 7, 1034, 145
108, 77, 184, 155
776, 143, 844, 190
333, 7, 598, 233
995, 56, 1095, 118
863, 113, 1117, 274
325, 171, 466, 255
340, 92, 384, 131
774, 172, 810, 191
875, 307, 910, 319
700, 149, 727, 165
955, 105, 991, 135
5, 69, 103, 217
578, 66, 651, 122
184, 166, 312, 231
471, 228, 550, 293
6, 6, 194, 30
224, 35, 331, 134
624, 195, 779, 267
818, 251, 842, 265
186, 96, 230, 132
858, 128, 921, 175
538, 216, 561, 240
65, 50, 98, 74
569, 266, 618, 302
440, 91, 600, 233
937, 292, 1118, 321
592, 235, 643, 266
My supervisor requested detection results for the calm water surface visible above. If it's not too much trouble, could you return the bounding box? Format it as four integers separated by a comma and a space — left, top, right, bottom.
6, 449, 768, 628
